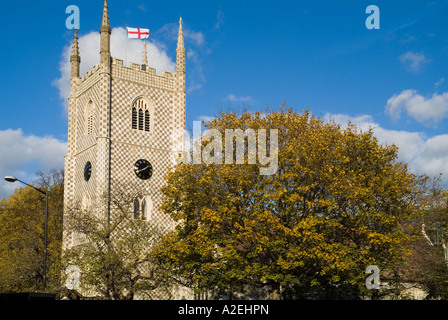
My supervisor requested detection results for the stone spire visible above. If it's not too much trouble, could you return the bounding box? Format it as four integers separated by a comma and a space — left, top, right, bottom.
100, 0, 111, 69
101, 0, 110, 31
70, 29, 81, 78
142, 41, 148, 71
176, 17, 185, 74
177, 18, 184, 50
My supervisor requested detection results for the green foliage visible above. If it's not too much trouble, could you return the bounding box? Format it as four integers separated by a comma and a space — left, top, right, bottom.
154, 108, 426, 299
0, 170, 64, 293
62, 187, 174, 300
405, 178, 448, 299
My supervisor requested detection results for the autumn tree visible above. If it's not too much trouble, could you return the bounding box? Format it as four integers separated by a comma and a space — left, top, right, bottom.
154, 108, 425, 300
405, 176, 448, 299
62, 186, 174, 300
0, 170, 64, 294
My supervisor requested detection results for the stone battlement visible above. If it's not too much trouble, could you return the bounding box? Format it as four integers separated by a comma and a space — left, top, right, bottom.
79, 64, 100, 82
111, 57, 176, 92
75, 57, 177, 93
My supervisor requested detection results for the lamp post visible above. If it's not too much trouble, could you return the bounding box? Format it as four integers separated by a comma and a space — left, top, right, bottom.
4, 176, 49, 293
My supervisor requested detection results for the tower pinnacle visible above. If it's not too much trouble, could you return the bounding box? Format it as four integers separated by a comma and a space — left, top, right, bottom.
177, 17, 184, 51
70, 29, 80, 78
176, 17, 185, 74
100, 0, 111, 69
142, 41, 148, 71
101, 0, 110, 31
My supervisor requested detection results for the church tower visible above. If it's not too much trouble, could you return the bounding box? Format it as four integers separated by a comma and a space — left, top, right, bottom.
63, 0, 186, 248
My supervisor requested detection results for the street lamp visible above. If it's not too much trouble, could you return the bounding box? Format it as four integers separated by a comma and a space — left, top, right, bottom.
4, 176, 49, 293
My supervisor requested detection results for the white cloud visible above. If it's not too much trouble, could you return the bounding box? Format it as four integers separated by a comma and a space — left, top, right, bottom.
186, 49, 205, 93
374, 127, 426, 165
400, 34, 417, 44
53, 27, 176, 112
183, 28, 207, 93
152, 22, 207, 93
214, 10, 224, 30
386, 89, 448, 127
155, 22, 206, 47
323, 113, 376, 132
435, 78, 445, 90
225, 94, 252, 103
199, 115, 214, 123
324, 113, 448, 180
185, 30, 205, 47
412, 135, 448, 178
137, 4, 147, 12
0, 129, 67, 199
399, 51, 429, 73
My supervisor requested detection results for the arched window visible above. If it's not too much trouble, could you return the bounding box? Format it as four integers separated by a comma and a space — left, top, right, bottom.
85, 101, 95, 136
134, 198, 141, 219
145, 110, 150, 132
81, 193, 91, 211
141, 199, 147, 220
132, 108, 138, 130
132, 98, 153, 133
132, 196, 152, 221
138, 109, 144, 131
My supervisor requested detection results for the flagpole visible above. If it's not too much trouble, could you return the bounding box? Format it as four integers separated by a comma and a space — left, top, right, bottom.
125, 25, 128, 66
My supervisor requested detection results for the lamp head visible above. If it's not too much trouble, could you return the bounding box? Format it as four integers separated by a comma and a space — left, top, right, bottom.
4, 176, 18, 183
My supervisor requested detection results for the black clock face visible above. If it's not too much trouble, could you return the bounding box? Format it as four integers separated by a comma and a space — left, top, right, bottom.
134, 159, 153, 180
84, 162, 92, 181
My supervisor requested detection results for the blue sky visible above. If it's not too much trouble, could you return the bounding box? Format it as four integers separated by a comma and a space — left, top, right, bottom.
1, 0, 448, 198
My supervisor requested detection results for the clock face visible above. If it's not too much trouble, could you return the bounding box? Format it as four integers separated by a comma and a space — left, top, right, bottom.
134, 159, 153, 180
84, 162, 92, 181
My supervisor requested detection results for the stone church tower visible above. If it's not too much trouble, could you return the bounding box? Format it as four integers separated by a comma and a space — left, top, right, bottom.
63, 0, 186, 249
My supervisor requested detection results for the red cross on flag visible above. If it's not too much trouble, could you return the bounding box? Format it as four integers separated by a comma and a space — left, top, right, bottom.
127, 27, 150, 39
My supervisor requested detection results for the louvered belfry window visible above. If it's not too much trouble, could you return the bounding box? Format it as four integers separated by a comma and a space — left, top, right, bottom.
138, 109, 144, 131
133, 196, 151, 221
145, 110, 150, 132
132, 108, 138, 129
86, 101, 95, 136
132, 98, 152, 132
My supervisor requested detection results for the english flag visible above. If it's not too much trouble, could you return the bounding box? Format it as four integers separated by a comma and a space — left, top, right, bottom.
127, 27, 150, 39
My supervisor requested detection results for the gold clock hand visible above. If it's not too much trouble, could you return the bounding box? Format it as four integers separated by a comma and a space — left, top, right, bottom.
136, 166, 150, 174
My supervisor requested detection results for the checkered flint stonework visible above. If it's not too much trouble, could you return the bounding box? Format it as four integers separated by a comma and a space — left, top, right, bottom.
64, 55, 186, 249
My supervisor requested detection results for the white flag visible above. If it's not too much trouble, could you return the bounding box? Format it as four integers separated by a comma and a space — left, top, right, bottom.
127, 27, 150, 39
